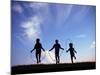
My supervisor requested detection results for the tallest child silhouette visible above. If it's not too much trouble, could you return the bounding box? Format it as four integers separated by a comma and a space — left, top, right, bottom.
49, 40, 64, 64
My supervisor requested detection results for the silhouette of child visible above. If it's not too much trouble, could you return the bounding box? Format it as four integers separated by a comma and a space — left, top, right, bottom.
66, 43, 77, 63
30, 38, 45, 64
49, 40, 64, 64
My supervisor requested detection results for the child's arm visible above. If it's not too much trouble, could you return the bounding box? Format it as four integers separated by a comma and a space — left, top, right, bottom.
41, 47, 45, 52
40, 44, 45, 51
74, 49, 77, 53
30, 48, 35, 53
59, 44, 64, 50
49, 45, 55, 51
61, 47, 64, 50
30, 45, 36, 53
66, 49, 69, 53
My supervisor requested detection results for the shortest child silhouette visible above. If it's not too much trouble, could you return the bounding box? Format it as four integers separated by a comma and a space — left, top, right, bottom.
66, 43, 77, 63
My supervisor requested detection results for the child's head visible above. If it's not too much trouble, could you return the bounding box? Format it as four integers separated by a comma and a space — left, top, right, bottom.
36, 38, 40, 43
55, 39, 58, 44
69, 43, 73, 48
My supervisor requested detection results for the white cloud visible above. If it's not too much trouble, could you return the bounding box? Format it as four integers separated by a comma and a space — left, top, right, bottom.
15, 2, 50, 42
84, 41, 96, 62
12, 4, 23, 14
76, 34, 86, 38
90, 41, 96, 49
21, 16, 42, 41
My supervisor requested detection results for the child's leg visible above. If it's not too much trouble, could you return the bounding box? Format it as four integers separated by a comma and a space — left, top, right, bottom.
36, 53, 39, 64
74, 55, 76, 59
57, 55, 60, 64
55, 54, 57, 64
39, 53, 41, 62
71, 56, 73, 63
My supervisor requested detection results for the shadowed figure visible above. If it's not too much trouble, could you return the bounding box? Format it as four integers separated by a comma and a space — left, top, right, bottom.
66, 43, 77, 63
30, 38, 45, 64
49, 40, 64, 64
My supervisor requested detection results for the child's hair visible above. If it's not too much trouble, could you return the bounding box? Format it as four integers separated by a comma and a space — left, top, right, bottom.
69, 43, 73, 48
36, 38, 40, 42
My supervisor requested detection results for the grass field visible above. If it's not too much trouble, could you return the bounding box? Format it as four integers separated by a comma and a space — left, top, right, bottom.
11, 62, 96, 74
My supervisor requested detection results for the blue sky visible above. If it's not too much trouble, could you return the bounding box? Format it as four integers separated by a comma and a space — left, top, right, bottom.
11, 1, 96, 66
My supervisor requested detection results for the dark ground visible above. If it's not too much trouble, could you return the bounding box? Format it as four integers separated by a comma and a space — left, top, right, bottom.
11, 62, 96, 75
